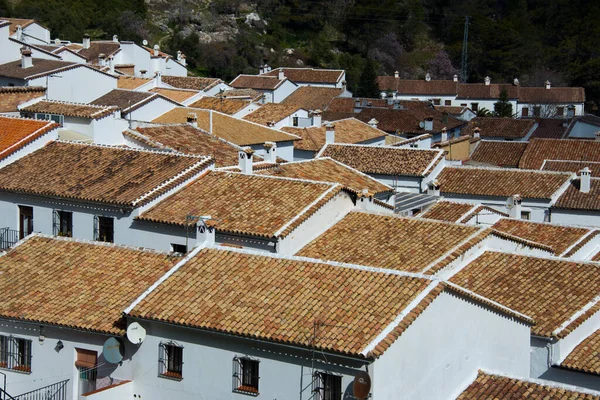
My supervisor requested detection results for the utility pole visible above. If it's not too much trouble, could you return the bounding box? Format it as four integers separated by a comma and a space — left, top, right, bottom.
460, 16, 470, 83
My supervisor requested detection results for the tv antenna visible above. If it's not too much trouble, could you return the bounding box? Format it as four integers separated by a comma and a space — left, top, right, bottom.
460, 16, 470, 83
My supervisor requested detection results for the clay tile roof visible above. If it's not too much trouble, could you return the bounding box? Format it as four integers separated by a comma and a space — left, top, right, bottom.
77, 41, 121, 62
421, 201, 478, 222
437, 166, 572, 200
0, 86, 45, 112
319, 144, 442, 176
451, 251, 600, 338
491, 218, 591, 255
0, 141, 212, 207
257, 158, 392, 195
125, 124, 264, 167
519, 86, 586, 103
187, 97, 251, 115
284, 118, 386, 152
469, 141, 528, 167
127, 246, 437, 358
457, 83, 518, 99
161, 75, 222, 91
377, 77, 458, 95
243, 103, 304, 125
554, 178, 600, 211
457, 370, 600, 399
462, 117, 536, 139
215, 88, 263, 102
262, 67, 344, 84
117, 76, 152, 90
1, 18, 35, 35
21, 100, 118, 120
229, 74, 286, 90
0, 116, 58, 161
149, 87, 200, 103
519, 139, 600, 170
152, 107, 299, 146
0, 235, 177, 335
90, 89, 159, 113
542, 161, 600, 176
530, 117, 568, 139
137, 171, 341, 238
297, 211, 481, 273
560, 329, 600, 375
0, 58, 78, 80
281, 86, 343, 110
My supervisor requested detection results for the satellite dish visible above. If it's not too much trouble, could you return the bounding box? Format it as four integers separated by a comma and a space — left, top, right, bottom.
419, 121, 425, 129
126, 322, 146, 344
142, 39, 148, 46
353, 371, 371, 400
103, 337, 124, 364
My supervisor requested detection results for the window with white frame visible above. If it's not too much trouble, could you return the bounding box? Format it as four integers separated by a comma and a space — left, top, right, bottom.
0, 335, 32, 373
232, 356, 259, 395
312, 371, 342, 400
158, 342, 183, 380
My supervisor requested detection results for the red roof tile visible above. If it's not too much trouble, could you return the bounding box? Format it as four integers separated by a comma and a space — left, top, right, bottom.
0, 116, 58, 161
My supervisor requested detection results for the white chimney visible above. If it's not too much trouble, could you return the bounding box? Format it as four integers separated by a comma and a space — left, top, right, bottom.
357, 189, 373, 210
425, 73, 431, 82
312, 109, 322, 127
484, 76, 491, 86
187, 113, 198, 127
178, 52, 186, 66
98, 53, 106, 67
473, 127, 481, 138
507, 194, 522, 219
427, 180, 440, 196
368, 118, 378, 129
513, 78, 520, 86
424, 117, 434, 131
453, 74, 458, 82
259, 64, 265, 74
82, 34, 91, 49
108, 55, 115, 74
394, 71, 399, 79
54, 38, 60, 45
325, 123, 335, 144
545, 80, 551, 89
154, 71, 162, 87
20, 47, 32, 69
15, 25, 23, 41
278, 69, 285, 80
580, 167, 591, 193
264, 142, 277, 163
140, 69, 147, 77
112, 34, 119, 43
196, 219, 215, 247
153, 44, 160, 57
441, 127, 448, 142
595, 131, 600, 142
238, 147, 254, 174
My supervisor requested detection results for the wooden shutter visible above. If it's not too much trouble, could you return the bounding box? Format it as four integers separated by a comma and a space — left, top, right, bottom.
75, 348, 97, 369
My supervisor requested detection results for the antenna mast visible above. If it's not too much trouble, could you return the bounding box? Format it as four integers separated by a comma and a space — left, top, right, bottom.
460, 16, 470, 83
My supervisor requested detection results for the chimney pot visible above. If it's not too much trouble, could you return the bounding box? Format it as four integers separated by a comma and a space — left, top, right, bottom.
112, 34, 119, 43
325, 123, 335, 144
579, 167, 591, 193
394, 71, 399, 79
427, 180, 440, 196
545, 80, 551, 89
278, 69, 285, 80
513, 78, 520, 86
441, 127, 448, 142
20, 47, 32, 69
153, 44, 160, 57
238, 147, 254, 174
263, 142, 277, 163
424, 117, 434, 131
82, 34, 91, 49
311, 109, 322, 127
15, 25, 23, 41
484, 76, 491, 86
507, 194, 522, 219
186, 113, 198, 127
368, 118, 378, 129
473, 127, 481, 138
425, 73, 431, 82
453, 74, 458, 82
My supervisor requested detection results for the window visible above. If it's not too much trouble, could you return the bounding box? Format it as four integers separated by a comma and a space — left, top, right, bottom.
460, 103, 467, 107
158, 342, 183, 380
433, 98, 441, 105
409, 142, 418, 148
522, 107, 529, 117
470, 103, 479, 112
521, 211, 531, 220
94, 216, 114, 243
53, 210, 73, 237
292, 116, 299, 127
0, 335, 32, 373
445, 100, 452, 106
34, 113, 64, 127
233, 357, 259, 395
313, 372, 342, 400
76, 348, 97, 395
171, 244, 187, 254
533, 106, 541, 117
18, 205, 33, 240
556, 106, 564, 116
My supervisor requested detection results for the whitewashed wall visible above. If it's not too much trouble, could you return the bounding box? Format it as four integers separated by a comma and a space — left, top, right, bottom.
551, 210, 600, 228
29, 67, 117, 103
127, 98, 177, 123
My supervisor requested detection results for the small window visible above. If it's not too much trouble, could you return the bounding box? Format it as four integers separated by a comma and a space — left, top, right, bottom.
556, 106, 564, 116
533, 106, 541, 117
171, 244, 187, 254
445, 100, 452, 106
233, 356, 259, 395
471, 103, 479, 112
460, 103, 467, 107
521, 211, 531, 220
292, 116, 299, 127
95, 216, 114, 243
522, 107, 529, 117
433, 98, 441, 105
409, 142, 418, 148
159, 342, 183, 380
76, 348, 98, 395
411, 208, 422, 216
53, 210, 73, 237
313, 372, 342, 400
0, 335, 32, 373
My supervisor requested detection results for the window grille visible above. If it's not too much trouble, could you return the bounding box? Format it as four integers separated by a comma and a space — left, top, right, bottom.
312, 372, 342, 400
95, 216, 114, 243
171, 244, 187, 254
53, 210, 73, 237
232, 356, 259, 395
0, 335, 32, 373
158, 342, 183, 380
293, 116, 299, 127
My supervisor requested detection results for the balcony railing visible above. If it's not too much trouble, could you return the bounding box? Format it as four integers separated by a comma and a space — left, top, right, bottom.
0, 228, 19, 251
13, 380, 69, 400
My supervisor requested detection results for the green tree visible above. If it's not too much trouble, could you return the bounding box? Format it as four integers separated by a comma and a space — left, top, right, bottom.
356, 58, 380, 98
494, 90, 513, 117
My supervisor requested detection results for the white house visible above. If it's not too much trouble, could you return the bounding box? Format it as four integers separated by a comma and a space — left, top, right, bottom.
259, 66, 347, 89
90, 89, 181, 123
243, 103, 311, 129
229, 73, 298, 103
1, 17, 51, 45
564, 115, 600, 139
187, 96, 260, 118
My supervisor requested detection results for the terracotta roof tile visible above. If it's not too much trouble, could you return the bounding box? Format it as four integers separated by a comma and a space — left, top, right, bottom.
0, 235, 177, 335
149, 87, 200, 103
216, 89, 263, 102
457, 370, 600, 399
262, 68, 344, 84
125, 124, 264, 167
256, 158, 392, 195
542, 161, 600, 176
284, 118, 386, 152
137, 171, 340, 238
2, 18, 36, 35
21, 100, 118, 119
0, 115, 58, 161
462, 117, 536, 139
90, 89, 161, 113
319, 144, 442, 176
230, 74, 286, 90
438, 166, 572, 200
0, 141, 212, 207
450, 251, 600, 337
152, 108, 299, 146
296, 211, 481, 273
491, 218, 591, 255
0, 86, 45, 112
469, 141, 528, 167
77, 41, 121, 62
281, 86, 343, 110
560, 329, 600, 375
161, 76, 222, 91
421, 201, 478, 222
117, 76, 152, 90
377, 77, 458, 95
530, 117, 567, 139
243, 104, 303, 125
519, 86, 585, 103
457, 83, 519, 99
188, 97, 251, 115
564, 230, 600, 258
0, 58, 78, 80
128, 246, 435, 358
519, 139, 600, 170
555, 179, 600, 211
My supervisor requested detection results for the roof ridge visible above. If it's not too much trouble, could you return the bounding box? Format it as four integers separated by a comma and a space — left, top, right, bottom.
213, 170, 338, 187
447, 164, 575, 175
494, 216, 594, 230
420, 227, 490, 274
316, 157, 394, 190
52, 139, 209, 159
552, 295, 600, 338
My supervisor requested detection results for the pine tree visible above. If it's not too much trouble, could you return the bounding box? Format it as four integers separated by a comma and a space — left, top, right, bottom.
494, 90, 513, 117
356, 58, 380, 98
